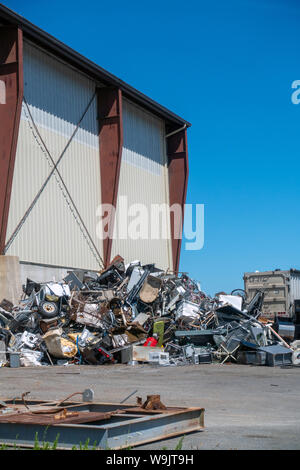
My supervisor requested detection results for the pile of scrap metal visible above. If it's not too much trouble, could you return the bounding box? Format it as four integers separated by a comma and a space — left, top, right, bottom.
0, 255, 297, 368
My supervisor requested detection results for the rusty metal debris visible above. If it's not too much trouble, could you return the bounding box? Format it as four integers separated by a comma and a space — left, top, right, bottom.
138, 395, 167, 411
0, 393, 205, 449
0, 255, 295, 368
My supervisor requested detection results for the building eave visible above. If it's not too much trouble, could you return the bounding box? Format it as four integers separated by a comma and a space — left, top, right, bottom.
0, 3, 191, 129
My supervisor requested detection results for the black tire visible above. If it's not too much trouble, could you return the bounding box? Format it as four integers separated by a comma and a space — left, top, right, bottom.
39, 301, 59, 318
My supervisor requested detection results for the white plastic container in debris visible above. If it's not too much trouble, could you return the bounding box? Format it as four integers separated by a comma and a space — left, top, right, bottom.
148, 351, 169, 365
175, 300, 200, 320
218, 294, 243, 311
44, 282, 71, 298
20, 349, 43, 367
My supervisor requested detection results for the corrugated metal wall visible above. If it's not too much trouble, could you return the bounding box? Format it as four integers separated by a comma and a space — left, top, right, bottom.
111, 99, 173, 270
6, 41, 102, 270
6, 42, 173, 271
290, 272, 300, 305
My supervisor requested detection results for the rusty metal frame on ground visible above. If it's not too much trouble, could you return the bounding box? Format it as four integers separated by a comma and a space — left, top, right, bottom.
0, 397, 204, 449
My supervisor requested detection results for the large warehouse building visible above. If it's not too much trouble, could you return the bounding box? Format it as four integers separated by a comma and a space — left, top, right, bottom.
0, 4, 190, 285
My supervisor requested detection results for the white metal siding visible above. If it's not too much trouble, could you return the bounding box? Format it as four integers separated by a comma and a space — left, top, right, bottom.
6, 41, 102, 270
111, 99, 173, 270
290, 272, 300, 304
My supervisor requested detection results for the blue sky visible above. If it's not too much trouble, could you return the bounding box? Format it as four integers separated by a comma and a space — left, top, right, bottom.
2, 0, 300, 295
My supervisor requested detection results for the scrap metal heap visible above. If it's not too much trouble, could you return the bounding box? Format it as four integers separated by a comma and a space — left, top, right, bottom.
0, 255, 297, 368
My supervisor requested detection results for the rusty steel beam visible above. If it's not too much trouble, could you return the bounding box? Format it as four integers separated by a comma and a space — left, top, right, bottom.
167, 128, 189, 273
98, 87, 123, 267
0, 26, 23, 254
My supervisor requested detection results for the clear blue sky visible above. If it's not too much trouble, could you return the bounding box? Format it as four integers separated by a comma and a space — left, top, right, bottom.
2, 0, 300, 295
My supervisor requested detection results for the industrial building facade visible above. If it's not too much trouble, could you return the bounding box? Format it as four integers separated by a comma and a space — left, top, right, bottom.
0, 4, 190, 281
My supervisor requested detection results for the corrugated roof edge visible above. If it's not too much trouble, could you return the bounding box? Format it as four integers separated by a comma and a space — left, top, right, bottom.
0, 3, 191, 129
